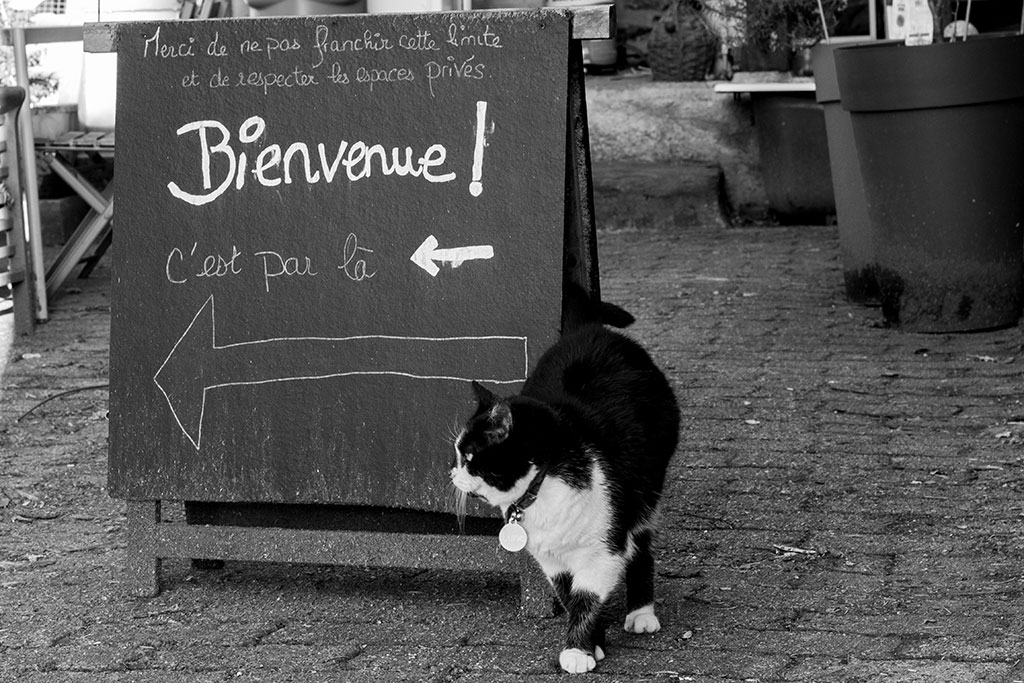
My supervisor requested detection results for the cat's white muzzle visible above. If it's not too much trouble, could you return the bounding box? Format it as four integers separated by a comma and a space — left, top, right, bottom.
449, 466, 479, 495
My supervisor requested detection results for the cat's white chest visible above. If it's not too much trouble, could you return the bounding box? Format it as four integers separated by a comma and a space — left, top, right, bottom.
521, 463, 610, 560
517, 462, 629, 600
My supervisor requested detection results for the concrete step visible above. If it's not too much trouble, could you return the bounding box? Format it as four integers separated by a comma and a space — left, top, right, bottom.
585, 75, 768, 223
592, 160, 727, 230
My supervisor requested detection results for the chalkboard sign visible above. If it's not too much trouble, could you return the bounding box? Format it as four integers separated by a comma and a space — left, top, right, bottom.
108, 11, 570, 511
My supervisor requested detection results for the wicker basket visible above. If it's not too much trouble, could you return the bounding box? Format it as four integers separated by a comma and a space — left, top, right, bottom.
648, 0, 719, 81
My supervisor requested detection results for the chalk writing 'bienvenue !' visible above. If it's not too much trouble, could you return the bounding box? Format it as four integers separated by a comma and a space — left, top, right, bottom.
166, 115, 456, 206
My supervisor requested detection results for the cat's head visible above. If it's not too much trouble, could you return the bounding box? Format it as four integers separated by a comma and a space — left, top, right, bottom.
449, 381, 539, 517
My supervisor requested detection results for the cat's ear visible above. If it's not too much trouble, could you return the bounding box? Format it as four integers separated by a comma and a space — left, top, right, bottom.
471, 381, 511, 443
485, 402, 512, 445
471, 380, 498, 409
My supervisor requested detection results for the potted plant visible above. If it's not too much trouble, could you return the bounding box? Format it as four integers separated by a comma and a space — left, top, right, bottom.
832, 0, 1024, 331
647, 1, 720, 81
0, 1, 58, 107
709, 0, 849, 72
709, 0, 855, 221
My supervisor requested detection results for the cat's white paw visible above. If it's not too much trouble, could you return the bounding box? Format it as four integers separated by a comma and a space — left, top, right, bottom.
559, 648, 597, 673
594, 645, 605, 662
624, 604, 661, 634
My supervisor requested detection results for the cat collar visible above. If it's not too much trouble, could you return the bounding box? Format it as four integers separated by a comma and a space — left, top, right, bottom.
505, 463, 548, 523
499, 463, 548, 553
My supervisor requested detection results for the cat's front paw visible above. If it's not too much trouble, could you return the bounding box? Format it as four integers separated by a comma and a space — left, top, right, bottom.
624, 605, 661, 634
559, 648, 597, 673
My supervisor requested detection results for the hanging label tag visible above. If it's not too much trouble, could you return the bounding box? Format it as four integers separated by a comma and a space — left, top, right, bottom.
904, 0, 934, 45
499, 520, 529, 552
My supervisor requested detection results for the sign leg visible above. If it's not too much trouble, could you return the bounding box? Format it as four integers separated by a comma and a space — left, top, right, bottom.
125, 499, 162, 598
563, 39, 601, 305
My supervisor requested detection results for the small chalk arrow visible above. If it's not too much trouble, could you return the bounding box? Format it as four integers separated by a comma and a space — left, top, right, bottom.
154, 296, 528, 450
411, 235, 494, 277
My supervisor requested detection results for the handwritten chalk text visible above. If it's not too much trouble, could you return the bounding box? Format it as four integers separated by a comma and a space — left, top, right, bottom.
425, 55, 484, 96
235, 67, 319, 94
144, 27, 197, 59
163, 234, 376, 290
255, 251, 318, 292
446, 23, 502, 49
166, 115, 457, 206
340, 232, 376, 282
165, 242, 243, 284
312, 25, 393, 67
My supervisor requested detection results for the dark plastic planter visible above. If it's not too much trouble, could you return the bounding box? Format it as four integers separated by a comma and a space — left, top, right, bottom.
752, 93, 835, 220
812, 42, 877, 304
834, 35, 1024, 332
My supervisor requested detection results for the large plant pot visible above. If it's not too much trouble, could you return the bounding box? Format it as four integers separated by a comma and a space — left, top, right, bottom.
812, 42, 876, 304
834, 35, 1024, 332
751, 93, 835, 220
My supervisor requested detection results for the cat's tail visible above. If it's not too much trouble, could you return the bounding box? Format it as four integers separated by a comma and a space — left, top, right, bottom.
562, 282, 635, 332
596, 301, 635, 329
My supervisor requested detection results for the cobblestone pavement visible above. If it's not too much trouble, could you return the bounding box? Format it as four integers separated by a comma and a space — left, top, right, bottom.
2, 221, 1023, 682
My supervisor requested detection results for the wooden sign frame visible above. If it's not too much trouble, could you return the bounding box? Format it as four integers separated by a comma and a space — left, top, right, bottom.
88, 5, 611, 616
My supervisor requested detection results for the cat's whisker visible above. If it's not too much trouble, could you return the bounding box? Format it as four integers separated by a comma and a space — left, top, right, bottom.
445, 483, 468, 533
446, 418, 464, 445
455, 488, 468, 533
440, 418, 465, 457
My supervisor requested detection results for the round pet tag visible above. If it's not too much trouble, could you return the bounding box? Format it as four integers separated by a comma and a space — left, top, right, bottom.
499, 522, 528, 552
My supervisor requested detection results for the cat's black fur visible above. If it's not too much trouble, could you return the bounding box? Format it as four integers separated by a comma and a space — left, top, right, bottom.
450, 292, 679, 674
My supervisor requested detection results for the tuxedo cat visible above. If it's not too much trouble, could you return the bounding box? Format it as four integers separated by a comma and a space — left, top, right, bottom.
450, 299, 680, 673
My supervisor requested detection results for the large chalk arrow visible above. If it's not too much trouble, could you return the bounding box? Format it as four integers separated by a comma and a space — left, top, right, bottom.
154, 295, 528, 450
411, 235, 494, 277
